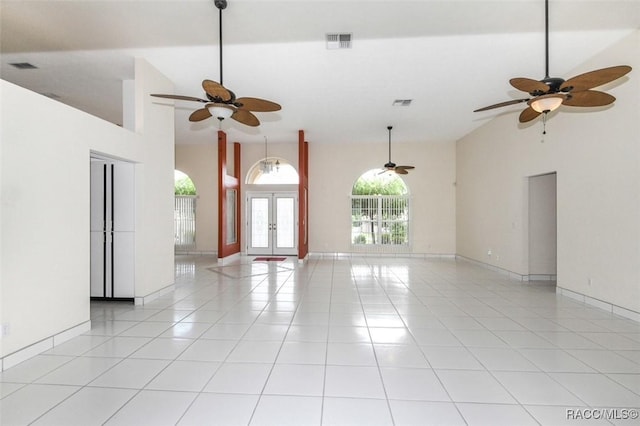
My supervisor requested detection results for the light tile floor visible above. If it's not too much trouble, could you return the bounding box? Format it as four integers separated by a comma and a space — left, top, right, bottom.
2, 255, 640, 425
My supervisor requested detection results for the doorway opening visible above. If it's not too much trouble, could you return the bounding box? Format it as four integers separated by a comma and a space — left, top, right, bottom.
174, 170, 196, 252
528, 172, 557, 282
245, 157, 299, 257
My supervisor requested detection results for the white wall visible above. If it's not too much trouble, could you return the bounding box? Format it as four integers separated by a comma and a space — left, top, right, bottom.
176, 137, 457, 256
309, 140, 457, 254
457, 30, 640, 313
0, 58, 174, 361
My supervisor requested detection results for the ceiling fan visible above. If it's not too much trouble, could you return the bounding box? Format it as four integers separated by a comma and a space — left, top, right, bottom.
150, 0, 281, 127
474, 0, 631, 124
381, 126, 415, 175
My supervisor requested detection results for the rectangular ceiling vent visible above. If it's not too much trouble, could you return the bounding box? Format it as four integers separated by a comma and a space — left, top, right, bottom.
9, 62, 38, 70
326, 33, 352, 49
392, 99, 413, 107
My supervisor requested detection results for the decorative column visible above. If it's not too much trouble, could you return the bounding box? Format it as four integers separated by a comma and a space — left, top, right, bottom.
217, 130, 241, 259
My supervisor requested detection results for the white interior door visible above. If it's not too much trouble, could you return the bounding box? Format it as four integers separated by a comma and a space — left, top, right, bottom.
248, 192, 297, 256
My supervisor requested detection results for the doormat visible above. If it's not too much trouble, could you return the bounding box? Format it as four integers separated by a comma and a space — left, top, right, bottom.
254, 257, 287, 262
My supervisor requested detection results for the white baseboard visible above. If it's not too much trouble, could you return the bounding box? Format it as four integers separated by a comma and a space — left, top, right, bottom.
135, 283, 176, 306
456, 255, 530, 281
1, 320, 91, 371
455, 256, 558, 283
175, 251, 217, 256
529, 274, 557, 281
556, 287, 640, 322
218, 252, 242, 265
308, 252, 456, 260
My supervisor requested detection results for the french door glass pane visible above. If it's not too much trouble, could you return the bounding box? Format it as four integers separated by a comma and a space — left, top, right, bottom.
251, 198, 269, 248
226, 190, 237, 244
276, 197, 295, 248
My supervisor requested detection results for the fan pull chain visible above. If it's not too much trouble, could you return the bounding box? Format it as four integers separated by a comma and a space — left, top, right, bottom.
541, 112, 548, 142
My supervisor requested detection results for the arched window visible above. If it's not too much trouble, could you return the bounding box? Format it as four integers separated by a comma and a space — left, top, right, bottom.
350, 169, 410, 251
246, 157, 299, 184
174, 170, 196, 251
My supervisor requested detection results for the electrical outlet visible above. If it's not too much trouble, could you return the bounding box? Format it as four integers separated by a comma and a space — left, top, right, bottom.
496, 255, 500, 261
487, 249, 492, 257
588, 278, 592, 286
1, 323, 10, 337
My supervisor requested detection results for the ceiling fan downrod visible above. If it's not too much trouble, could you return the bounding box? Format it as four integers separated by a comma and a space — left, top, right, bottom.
214, 0, 227, 86
544, 0, 549, 79
387, 126, 393, 164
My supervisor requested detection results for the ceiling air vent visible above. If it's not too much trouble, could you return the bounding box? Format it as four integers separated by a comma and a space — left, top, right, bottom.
10, 62, 38, 70
326, 33, 352, 49
392, 99, 413, 107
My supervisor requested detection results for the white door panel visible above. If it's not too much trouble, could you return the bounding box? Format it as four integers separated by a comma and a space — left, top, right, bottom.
113, 162, 135, 232
90, 231, 105, 297
90, 162, 106, 232
113, 231, 135, 298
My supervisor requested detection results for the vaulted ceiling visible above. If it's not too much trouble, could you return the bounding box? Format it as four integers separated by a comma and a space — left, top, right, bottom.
2, 0, 638, 145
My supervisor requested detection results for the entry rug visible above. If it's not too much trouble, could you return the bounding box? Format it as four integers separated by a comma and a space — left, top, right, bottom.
254, 257, 287, 262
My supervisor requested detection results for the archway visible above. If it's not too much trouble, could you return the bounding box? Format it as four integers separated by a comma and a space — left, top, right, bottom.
245, 158, 299, 255
246, 157, 299, 185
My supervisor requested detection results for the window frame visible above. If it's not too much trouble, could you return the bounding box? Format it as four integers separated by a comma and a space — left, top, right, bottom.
350, 194, 411, 251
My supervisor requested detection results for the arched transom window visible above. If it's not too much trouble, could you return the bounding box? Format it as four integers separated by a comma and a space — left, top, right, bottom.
246, 157, 299, 185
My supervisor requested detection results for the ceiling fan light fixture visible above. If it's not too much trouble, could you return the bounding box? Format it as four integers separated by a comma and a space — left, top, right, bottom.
208, 103, 235, 120
529, 94, 564, 113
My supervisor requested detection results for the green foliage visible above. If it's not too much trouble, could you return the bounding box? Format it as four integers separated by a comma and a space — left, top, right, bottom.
352, 173, 407, 196
353, 234, 367, 244
175, 176, 196, 195
391, 222, 407, 244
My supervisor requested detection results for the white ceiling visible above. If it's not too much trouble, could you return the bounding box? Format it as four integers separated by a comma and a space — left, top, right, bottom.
1, 0, 638, 146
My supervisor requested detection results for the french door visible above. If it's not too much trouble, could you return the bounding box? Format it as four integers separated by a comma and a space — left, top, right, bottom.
247, 192, 297, 255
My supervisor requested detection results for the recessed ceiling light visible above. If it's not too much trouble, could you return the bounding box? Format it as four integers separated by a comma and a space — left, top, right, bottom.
9, 62, 38, 70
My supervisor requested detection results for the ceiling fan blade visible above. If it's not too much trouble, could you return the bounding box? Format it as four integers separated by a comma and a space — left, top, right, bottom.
563, 90, 615, 107
519, 107, 541, 123
189, 107, 212, 122
150, 94, 209, 103
231, 109, 260, 127
235, 97, 281, 112
560, 65, 632, 92
510, 78, 550, 94
474, 98, 530, 112
394, 168, 409, 175
396, 166, 415, 170
202, 79, 232, 101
